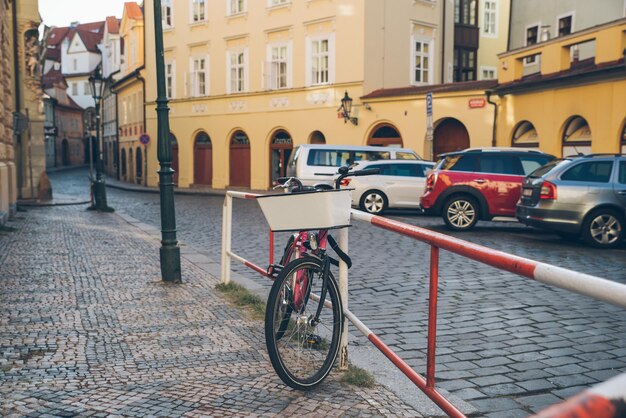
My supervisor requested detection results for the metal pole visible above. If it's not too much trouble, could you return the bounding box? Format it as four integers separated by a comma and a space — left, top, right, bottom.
221, 193, 232, 284
338, 227, 349, 370
154, 0, 181, 282
426, 246, 439, 388
93, 100, 113, 212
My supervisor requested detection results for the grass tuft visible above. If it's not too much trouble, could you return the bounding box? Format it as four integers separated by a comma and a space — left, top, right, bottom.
216, 282, 265, 320
341, 365, 376, 388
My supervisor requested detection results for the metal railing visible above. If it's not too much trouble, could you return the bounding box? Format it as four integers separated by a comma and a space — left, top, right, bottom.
221, 191, 626, 417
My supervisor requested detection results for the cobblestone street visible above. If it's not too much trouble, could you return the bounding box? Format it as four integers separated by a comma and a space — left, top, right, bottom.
0, 204, 421, 417
5, 167, 625, 418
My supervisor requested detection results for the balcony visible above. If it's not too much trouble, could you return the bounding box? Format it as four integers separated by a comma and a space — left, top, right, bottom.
454, 23, 479, 50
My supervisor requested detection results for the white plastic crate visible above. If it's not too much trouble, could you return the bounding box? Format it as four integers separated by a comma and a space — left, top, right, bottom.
257, 189, 352, 232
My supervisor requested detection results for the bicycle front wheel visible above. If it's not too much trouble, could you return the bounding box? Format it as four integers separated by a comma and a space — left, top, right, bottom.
265, 257, 343, 390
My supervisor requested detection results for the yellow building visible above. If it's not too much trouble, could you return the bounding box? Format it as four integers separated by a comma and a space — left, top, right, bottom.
495, 18, 626, 157
111, 2, 146, 185
477, 0, 511, 80
142, 0, 461, 190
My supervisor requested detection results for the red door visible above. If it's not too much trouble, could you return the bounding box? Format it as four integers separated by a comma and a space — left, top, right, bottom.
434, 119, 470, 159
230, 144, 250, 187
194, 145, 212, 185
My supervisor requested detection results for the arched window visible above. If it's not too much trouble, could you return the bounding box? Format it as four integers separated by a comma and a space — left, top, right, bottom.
368, 124, 403, 147
135, 146, 143, 184
511, 121, 539, 149
562, 116, 591, 157
309, 131, 326, 144
194, 131, 213, 185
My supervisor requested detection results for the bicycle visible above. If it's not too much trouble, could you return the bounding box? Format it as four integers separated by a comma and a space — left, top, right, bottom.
260, 166, 378, 390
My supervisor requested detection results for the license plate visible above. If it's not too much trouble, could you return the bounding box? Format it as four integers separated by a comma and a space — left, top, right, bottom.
522, 188, 533, 197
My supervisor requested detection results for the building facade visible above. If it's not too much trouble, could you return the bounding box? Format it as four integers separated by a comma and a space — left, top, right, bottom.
112, 2, 145, 185
477, 0, 510, 80
495, 18, 626, 157
100, 16, 122, 178
143, 0, 454, 190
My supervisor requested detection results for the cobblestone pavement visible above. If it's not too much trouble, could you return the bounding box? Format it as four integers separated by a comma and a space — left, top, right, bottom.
0, 204, 423, 417
46, 168, 626, 417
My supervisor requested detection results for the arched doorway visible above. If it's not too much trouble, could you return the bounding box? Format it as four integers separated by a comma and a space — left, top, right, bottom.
309, 130, 326, 144
129, 148, 134, 183
368, 124, 403, 147
135, 146, 142, 184
511, 121, 539, 150
229, 130, 251, 188
61, 139, 69, 165
193, 132, 212, 186
562, 116, 591, 157
170, 132, 179, 185
270, 130, 293, 185
121, 149, 127, 179
433, 118, 470, 159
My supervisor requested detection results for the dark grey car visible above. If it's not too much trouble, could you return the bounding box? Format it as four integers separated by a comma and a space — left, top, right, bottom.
516, 155, 626, 248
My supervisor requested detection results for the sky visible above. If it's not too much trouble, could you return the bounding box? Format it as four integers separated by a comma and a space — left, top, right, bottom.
39, 0, 128, 27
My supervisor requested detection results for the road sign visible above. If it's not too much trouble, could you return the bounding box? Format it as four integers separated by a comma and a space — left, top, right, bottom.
468, 98, 487, 109
139, 133, 150, 145
426, 93, 433, 117
44, 126, 58, 136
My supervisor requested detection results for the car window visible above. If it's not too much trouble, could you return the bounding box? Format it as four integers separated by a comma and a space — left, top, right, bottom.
307, 150, 351, 167
396, 152, 418, 160
528, 160, 565, 178
561, 161, 613, 183
478, 155, 522, 175
619, 161, 626, 184
519, 155, 554, 176
388, 164, 418, 177
354, 151, 391, 162
366, 164, 391, 175
440, 155, 478, 171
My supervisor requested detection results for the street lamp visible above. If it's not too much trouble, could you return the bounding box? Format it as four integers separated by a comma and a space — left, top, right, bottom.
88, 66, 114, 212
338, 91, 358, 126
153, 0, 182, 282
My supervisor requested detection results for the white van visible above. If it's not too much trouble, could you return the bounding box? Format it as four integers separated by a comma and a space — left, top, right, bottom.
285, 144, 421, 188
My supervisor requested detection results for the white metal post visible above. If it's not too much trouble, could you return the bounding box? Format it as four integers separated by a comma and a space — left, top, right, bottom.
221, 193, 232, 284
338, 226, 349, 370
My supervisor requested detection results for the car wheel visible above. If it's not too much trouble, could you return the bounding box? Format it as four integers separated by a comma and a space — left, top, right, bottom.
443, 196, 479, 231
581, 209, 624, 249
360, 190, 388, 214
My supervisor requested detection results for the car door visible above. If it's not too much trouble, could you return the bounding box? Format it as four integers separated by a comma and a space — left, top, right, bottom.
614, 159, 626, 212
477, 155, 524, 217
389, 163, 424, 208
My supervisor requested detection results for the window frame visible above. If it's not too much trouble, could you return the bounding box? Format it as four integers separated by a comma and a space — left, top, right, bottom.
166, 60, 176, 99
479, 65, 497, 80
560, 161, 614, 183
411, 36, 434, 85
305, 34, 335, 87
162, 0, 174, 29
556, 11, 575, 38
481, 0, 498, 38
454, 0, 478, 26
267, 0, 290, 8
227, 0, 247, 16
190, 0, 207, 23
226, 49, 248, 94
266, 42, 292, 90
190, 56, 209, 97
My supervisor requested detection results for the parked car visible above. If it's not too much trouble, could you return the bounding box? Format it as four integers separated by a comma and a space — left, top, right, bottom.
286, 144, 421, 189
516, 154, 626, 248
339, 160, 435, 214
420, 148, 556, 231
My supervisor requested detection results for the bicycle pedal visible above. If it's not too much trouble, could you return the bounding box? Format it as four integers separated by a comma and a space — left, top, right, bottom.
267, 264, 283, 278
305, 333, 322, 346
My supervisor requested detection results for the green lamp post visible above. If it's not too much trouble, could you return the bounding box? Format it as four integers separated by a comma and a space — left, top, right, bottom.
88, 67, 114, 212
153, 0, 181, 282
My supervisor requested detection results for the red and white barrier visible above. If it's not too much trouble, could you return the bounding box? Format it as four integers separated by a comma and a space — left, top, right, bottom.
531, 372, 626, 418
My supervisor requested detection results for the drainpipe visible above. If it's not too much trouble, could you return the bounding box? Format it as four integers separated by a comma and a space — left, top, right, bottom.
137, 70, 147, 186
440, 0, 447, 83
11, 0, 23, 198
486, 90, 498, 147
507, 0, 514, 51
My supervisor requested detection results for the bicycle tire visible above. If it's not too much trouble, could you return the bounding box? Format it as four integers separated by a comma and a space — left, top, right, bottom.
265, 256, 343, 390
275, 234, 296, 340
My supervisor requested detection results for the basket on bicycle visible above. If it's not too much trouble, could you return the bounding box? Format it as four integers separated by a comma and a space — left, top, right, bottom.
257, 189, 352, 232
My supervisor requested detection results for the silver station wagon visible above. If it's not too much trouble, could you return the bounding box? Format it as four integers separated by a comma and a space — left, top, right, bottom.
516, 154, 626, 248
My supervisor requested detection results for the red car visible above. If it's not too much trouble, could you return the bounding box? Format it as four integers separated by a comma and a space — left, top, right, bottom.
420, 148, 555, 231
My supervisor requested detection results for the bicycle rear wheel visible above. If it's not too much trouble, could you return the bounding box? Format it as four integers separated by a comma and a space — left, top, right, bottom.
265, 256, 342, 390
